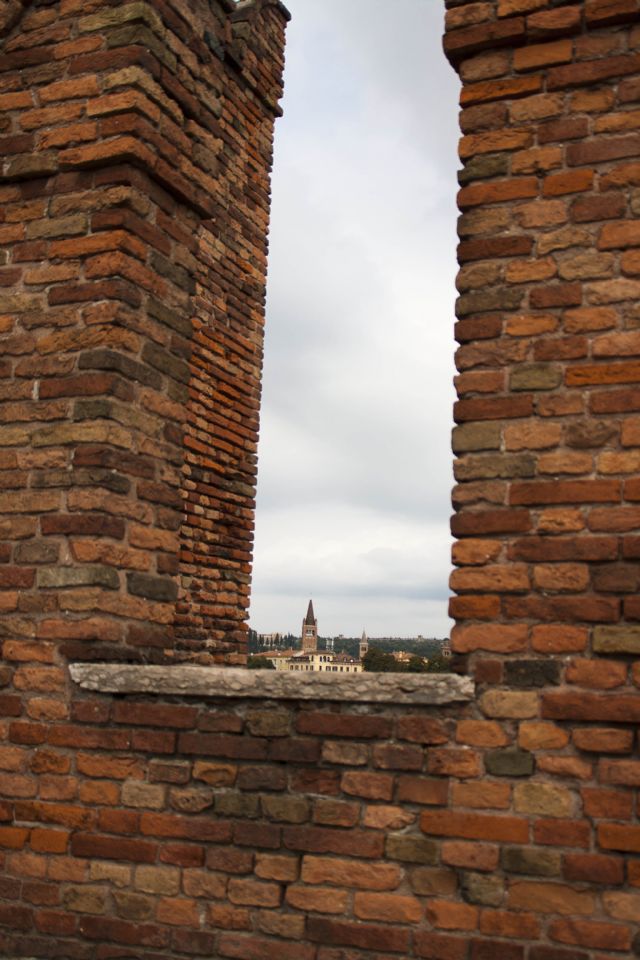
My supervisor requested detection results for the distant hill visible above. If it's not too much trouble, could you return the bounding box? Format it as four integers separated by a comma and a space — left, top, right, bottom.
330, 636, 446, 659
249, 630, 448, 659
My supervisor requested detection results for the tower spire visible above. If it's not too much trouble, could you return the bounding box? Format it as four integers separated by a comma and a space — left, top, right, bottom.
305, 599, 315, 626
301, 599, 318, 653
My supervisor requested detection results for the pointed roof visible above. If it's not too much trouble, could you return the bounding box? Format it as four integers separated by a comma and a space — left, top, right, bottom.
361, 629, 367, 641
305, 600, 315, 625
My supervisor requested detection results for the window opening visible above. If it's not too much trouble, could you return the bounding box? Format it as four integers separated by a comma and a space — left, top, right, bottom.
251, 0, 460, 656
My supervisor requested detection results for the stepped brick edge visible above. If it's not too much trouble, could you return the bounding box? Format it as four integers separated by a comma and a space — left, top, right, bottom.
69, 663, 475, 703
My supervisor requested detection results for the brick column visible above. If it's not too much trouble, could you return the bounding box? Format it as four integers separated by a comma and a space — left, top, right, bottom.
0, 0, 288, 666
446, 4, 640, 702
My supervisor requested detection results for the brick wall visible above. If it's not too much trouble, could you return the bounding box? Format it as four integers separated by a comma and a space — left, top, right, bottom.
444, 1, 640, 952
2, 0, 640, 956
0, 668, 637, 958
448, 1, 640, 666
0, 0, 288, 665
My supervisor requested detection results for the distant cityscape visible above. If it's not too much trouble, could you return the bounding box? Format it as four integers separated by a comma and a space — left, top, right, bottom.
249, 600, 452, 674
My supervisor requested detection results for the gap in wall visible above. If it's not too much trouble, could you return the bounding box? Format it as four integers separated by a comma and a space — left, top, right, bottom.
251, 0, 461, 640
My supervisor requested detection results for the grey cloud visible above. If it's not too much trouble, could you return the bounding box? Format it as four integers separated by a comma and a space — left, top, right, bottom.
251, 0, 459, 637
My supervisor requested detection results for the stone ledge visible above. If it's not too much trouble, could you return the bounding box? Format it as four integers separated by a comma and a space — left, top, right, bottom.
70, 664, 474, 704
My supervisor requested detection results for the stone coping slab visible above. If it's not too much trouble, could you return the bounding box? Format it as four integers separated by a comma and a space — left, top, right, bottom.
70, 664, 474, 704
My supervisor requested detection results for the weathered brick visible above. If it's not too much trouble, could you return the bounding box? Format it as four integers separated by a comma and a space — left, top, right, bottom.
355, 891, 423, 923
386, 834, 439, 865
427, 899, 479, 930
421, 810, 528, 843
287, 884, 349, 915
486, 749, 534, 777
452, 782, 511, 810
508, 882, 594, 915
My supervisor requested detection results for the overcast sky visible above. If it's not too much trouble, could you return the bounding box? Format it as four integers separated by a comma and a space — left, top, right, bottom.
249, 0, 461, 638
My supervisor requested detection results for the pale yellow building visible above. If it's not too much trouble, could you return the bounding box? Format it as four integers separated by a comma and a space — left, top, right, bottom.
287, 651, 362, 674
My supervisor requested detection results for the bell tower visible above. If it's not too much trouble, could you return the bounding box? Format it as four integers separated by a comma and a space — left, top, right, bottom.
301, 599, 318, 654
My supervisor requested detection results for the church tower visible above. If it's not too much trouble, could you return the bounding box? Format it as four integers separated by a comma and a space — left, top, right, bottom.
301, 600, 318, 654
359, 630, 369, 660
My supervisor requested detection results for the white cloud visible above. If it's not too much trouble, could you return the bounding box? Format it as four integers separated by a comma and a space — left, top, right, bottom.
250, 0, 460, 637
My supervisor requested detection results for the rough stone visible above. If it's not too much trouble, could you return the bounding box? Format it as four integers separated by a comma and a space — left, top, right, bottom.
593, 626, 640, 654
70, 664, 475, 704
485, 748, 535, 777
504, 660, 561, 688
461, 871, 505, 906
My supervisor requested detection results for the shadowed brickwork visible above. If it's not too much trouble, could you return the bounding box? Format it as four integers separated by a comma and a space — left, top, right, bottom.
0, 0, 287, 665
448, 3, 640, 753
0, 0, 640, 957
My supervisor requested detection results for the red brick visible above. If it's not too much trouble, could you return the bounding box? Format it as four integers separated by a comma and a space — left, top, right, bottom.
159, 843, 204, 867
599, 822, 640, 852
445, 18, 526, 65
549, 918, 631, 951
514, 38, 572, 71
452, 509, 532, 537
542, 692, 640, 723
511, 479, 620, 505
178, 732, 267, 760
112, 701, 197, 728
599, 758, 640, 785
538, 117, 589, 144
548, 52, 640, 90
373, 743, 423, 770
452, 625, 528, 654
581, 787, 633, 821
571, 194, 626, 222
461, 75, 542, 107
480, 909, 540, 939
415, 931, 469, 960
543, 170, 594, 197
0, 902, 33, 930
396, 716, 449, 744
218, 932, 317, 959
397, 777, 449, 806
140, 811, 231, 844
458, 235, 534, 262
354, 891, 422, 923
70, 833, 157, 863
341, 771, 394, 801
35, 909, 77, 937
452, 782, 511, 810
156, 896, 200, 926
76, 915, 170, 947
566, 659, 627, 689
528, 5, 582, 36
458, 178, 538, 209
30, 828, 69, 854
306, 917, 410, 953
508, 880, 594, 915
296, 712, 391, 739
421, 810, 528, 843
471, 942, 524, 960
301, 855, 401, 891
283, 826, 384, 859
533, 819, 591, 848
427, 900, 479, 931
573, 728, 633, 753
0, 826, 29, 849
456, 720, 509, 748
563, 853, 624, 885
427, 749, 482, 779
455, 395, 534, 422
442, 841, 498, 871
